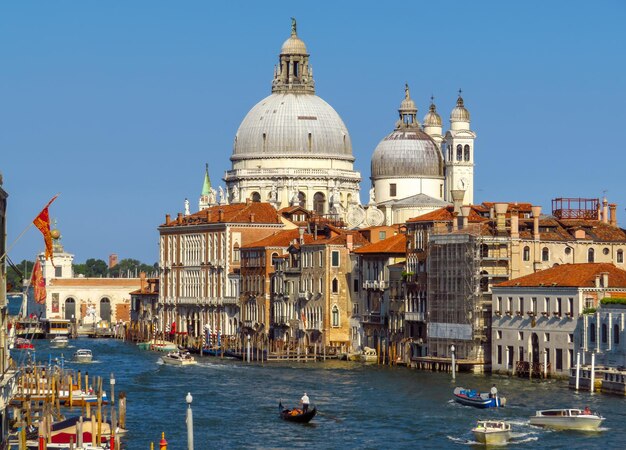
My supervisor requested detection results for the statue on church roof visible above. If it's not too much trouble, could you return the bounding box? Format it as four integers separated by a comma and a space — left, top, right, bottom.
291, 17, 297, 36
184, 198, 190, 216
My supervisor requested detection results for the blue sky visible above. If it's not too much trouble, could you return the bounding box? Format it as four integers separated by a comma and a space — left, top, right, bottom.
2, 1, 625, 265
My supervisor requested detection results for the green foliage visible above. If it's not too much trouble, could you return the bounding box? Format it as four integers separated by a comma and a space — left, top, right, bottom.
73, 258, 109, 277
108, 258, 157, 278
600, 297, 626, 305
6, 259, 34, 292
582, 307, 597, 315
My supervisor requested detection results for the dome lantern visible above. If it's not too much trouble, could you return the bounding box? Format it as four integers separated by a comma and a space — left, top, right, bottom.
423, 97, 442, 128
272, 18, 315, 94
396, 83, 419, 128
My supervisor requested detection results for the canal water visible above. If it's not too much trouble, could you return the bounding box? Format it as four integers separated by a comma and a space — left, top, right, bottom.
22, 338, 626, 449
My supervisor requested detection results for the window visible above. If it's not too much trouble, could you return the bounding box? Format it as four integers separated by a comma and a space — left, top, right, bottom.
531, 297, 537, 314
518, 331, 524, 341
585, 297, 594, 309
603, 247, 610, 255
556, 349, 563, 371
545, 333, 550, 342
523, 246, 530, 261
519, 297, 524, 313
497, 345, 502, 365
331, 251, 340, 267
233, 244, 240, 263
379, 231, 387, 240
542, 247, 549, 262
464, 144, 470, 161
480, 244, 489, 258
590, 325, 596, 343
519, 346, 524, 362
389, 183, 397, 197
565, 247, 572, 255
332, 305, 339, 327
496, 330, 502, 339
508, 297, 513, 311
313, 192, 325, 215
601, 324, 607, 343
353, 279, 359, 292
318, 278, 323, 293
614, 324, 620, 344
618, 250, 624, 263
332, 278, 339, 294
456, 144, 462, 161
55, 266, 62, 277
319, 251, 323, 267
497, 296, 503, 312
557, 298, 562, 315
544, 297, 550, 314
568, 298, 574, 314
588, 248, 595, 262
568, 334, 574, 343
447, 145, 452, 161
251, 192, 261, 202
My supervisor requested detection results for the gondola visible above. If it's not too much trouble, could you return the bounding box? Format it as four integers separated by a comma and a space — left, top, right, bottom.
278, 401, 317, 423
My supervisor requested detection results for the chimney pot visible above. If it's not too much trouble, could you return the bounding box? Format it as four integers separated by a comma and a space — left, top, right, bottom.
451, 190, 465, 215
165, 214, 170, 225
511, 208, 519, 239
609, 203, 617, 227
218, 209, 224, 222
531, 205, 542, 241
177, 212, 183, 224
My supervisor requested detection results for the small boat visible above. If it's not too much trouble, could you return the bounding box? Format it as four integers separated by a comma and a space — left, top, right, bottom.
472, 420, 512, 445
161, 351, 197, 366
14, 337, 35, 350
453, 387, 506, 408
138, 339, 178, 352
73, 349, 93, 363
50, 335, 69, 348
529, 408, 605, 431
278, 401, 317, 423
24, 415, 122, 445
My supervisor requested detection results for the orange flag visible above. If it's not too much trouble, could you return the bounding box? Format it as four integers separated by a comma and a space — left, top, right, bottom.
31, 259, 46, 304
33, 195, 58, 262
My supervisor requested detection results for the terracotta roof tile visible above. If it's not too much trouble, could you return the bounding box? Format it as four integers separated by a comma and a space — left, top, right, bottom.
161, 202, 282, 227
354, 233, 406, 254
495, 263, 626, 288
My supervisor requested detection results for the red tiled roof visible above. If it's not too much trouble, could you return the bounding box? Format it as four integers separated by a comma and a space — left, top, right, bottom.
242, 228, 315, 249
161, 202, 282, 227
354, 233, 406, 254
406, 206, 485, 223
495, 263, 626, 288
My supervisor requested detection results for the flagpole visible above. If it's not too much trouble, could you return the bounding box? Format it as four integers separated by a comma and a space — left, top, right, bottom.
0, 193, 60, 263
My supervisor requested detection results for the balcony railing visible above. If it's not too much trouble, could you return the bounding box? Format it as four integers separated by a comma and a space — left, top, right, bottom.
403, 311, 425, 322
362, 313, 384, 325
362, 280, 387, 290
305, 321, 323, 331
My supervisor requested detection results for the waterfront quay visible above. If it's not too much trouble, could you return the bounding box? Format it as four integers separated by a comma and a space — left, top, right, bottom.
23, 338, 626, 449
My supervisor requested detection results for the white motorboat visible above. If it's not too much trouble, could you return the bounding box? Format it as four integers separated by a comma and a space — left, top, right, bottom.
162, 351, 197, 366
529, 408, 604, 431
73, 349, 93, 363
472, 420, 512, 445
50, 335, 69, 348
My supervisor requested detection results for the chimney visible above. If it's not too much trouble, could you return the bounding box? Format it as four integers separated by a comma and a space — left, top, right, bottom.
346, 234, 353, 251
218, 209, 224, 222
510, 208, 519, 239
452, 211, 460, 231
602, 198, 609, 224
250, 213, 255, 223
602, 272, 609, 288
140, 271, 146, 291
165, 214, 170, 225
494, 203, 508, 235
532, 205, 542, 240
246, 197, 251, 205
207, 209, 212, 222
451, 190, 465, 215
609, 203, 617, 226
597, 201, 602, 220
595, 274, 601, 288
460, 205, 471, 230
177, 212, 183, 224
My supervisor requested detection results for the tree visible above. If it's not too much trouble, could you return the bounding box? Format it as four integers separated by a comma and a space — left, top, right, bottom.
6, 259, 34, 292
74, 259, 108, 277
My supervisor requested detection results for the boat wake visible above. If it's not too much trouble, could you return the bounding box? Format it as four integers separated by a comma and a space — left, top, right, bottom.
447, 434, 539, 446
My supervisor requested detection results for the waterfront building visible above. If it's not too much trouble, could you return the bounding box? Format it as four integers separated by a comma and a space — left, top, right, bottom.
157, 201, 287, 347
241, 217, 367, 352
577, 298, 626, 371
129, 274, 159, 342
352, 232, 407, 361
371, 87, 475, 226
224, 19, 361, 220
38, 235, 139, 327
492, 263, 626, 377
405, 197, 626, 372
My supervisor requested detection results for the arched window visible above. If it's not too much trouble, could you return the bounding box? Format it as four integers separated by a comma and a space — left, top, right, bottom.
614, 324, 620, 344
298, 192, 306, 208
332, 278, 339, 294
332, 305, 339, 327
251, 192, 261, 202
313, 192, 325, 215
447, 145, 452, 161
64, 298, 76, 321
588, 248, 595, 263
590, 325, 596, 343
480, 270, 489, 292
618, 250, 624, 263
464, 144, 470, 161
456, 144, 462, 161
523, 246, 530, 261
233, 243, 240, 262
542, 247, 550, 262
601, 323, 607, 343
100, 298, 111, 323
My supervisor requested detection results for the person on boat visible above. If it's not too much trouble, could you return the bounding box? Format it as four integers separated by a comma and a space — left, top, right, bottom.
489, 384, 498, 399
300, 393, 310, 413
583, 406, 591, 415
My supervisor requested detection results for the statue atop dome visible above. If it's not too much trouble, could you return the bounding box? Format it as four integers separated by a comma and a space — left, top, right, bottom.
291, 17, 297, 36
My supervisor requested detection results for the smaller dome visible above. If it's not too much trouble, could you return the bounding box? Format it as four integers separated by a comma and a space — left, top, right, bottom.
281, 35, 307, 55
450, 95, 470, 122
399, 83, 417, 114
423, 103, 442, 127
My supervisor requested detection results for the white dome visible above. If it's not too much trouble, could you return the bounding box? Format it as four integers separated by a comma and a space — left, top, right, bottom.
371, 129, 443, 178
231, 93, 354, 161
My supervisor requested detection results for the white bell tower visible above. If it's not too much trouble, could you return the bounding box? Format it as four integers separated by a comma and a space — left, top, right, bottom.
444, 91, 476, 205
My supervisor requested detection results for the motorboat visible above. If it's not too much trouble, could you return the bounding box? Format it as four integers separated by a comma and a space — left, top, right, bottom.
453, 387, 506, 408
14, 337, 35, 350
472, 420, 512, 445
50, 335, 69, 348
278, 401, 317, 423
529, 408, 604, 431
73, 349, 93, 363
161, 351, 197, 366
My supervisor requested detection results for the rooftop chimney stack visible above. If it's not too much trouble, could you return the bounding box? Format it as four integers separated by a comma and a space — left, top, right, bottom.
511, 208, 519, 239
494, 203, 508, 235
532, 205, 542, 241
602, 272, 609, 288
460, 205, 471, 230
299, 227, 305, 244
602, 198, 609, 224
165, 214, 170, 225
609, 203, 617, 227
346, 234, 353, 251
451, 190, 465, 215
177, 213, 183, 224
218, 209, 224, 222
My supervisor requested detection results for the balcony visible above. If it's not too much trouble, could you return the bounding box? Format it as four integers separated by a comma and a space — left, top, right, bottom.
403, 311, 425, 322
284, 265, 301, 274
362, 313, 384, 325
306, 321, 323, 331
273, 315, 291, 326
222, 296, 239, 305
362, 280, 387, 291
298, 291, 312, 301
